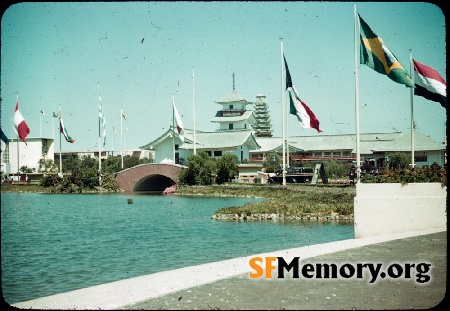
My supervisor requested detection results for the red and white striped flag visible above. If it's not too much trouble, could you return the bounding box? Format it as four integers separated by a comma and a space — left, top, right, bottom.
14, 101, 30, 144
413, 59, 446, 108
172, 96, 184, 143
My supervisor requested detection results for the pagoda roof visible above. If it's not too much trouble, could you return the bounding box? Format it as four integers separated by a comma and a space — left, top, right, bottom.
214, 91, 251, 105
211, 110, 254, 123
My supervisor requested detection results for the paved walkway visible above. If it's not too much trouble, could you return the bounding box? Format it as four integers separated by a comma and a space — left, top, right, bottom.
12, 228, 446, 310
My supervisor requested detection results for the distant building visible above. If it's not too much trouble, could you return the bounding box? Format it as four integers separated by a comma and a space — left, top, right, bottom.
1, 137, 55, 174
211, 89, 255, 131
140, 128, 260, 164
251, 130, 446, 168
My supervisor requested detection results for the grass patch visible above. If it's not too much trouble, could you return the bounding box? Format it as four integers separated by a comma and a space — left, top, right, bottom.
176, 183, 356, 216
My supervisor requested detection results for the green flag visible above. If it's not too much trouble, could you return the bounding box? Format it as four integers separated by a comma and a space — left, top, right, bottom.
358, 14, 413, 88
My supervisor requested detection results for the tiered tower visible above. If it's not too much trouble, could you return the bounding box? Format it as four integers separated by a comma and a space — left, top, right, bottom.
211, 73, 255, 131
252, 94, 273, 137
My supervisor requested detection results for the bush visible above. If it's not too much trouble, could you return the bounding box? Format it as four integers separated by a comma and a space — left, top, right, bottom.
361, 162, 446, 185
324, 160, 352, 179
216, 154, 238, 184
179, 151, 216, 185
101, 173, 121, 191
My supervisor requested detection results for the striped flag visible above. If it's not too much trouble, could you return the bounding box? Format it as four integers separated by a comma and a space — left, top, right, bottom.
284, 55, 322, 133
99, 95, 106, 147
59, 113, 75, 143
358, 14, 414, 88
14, 101, 30, 144
413, 59, 446, 108
172, 97, 184, 142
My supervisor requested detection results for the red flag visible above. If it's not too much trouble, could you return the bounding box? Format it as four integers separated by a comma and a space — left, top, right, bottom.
14, 101, 30, 144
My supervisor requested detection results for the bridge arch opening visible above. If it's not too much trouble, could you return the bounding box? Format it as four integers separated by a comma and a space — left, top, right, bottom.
133, 174, 175, 191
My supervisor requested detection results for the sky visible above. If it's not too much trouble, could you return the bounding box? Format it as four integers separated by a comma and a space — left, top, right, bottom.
1, 1, 446, 153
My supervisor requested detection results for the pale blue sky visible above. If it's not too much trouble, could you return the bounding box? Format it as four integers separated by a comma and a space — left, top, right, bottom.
1, 1, 446, 152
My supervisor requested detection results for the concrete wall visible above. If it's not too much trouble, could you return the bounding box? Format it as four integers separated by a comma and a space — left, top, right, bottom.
354, 183, 447, 238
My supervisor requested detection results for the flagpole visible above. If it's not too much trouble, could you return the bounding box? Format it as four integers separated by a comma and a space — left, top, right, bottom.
52, 114, 54, 139
40, 112, 42, 137
112, 127, 114, 157
354, 4, 361, 182
98, 83, 102, 185
286, 98, 289, 168
409, 49, 415, 168
172, 95, 176, 163
16, 95, 19, 182
59, 106, 62, 176
193, 67, 196, 155
121, 108, 124, 169
280, 38, 286, 186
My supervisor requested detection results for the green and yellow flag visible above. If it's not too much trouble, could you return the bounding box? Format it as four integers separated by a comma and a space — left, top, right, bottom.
358, 14, 413, 88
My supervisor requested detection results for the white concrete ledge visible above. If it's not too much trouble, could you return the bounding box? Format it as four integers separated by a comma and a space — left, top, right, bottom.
11, 228, 445, 310
354, 183, 446, 238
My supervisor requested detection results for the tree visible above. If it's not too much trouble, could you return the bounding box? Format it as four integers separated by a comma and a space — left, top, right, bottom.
216, 154, 238, 184
38, 159, 58, 174
179, 151, 216, 185
103, 156, 120, 174
388, 152, 412, 170
263, 152, 281, 173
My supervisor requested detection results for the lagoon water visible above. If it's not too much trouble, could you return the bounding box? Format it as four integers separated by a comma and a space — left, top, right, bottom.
1, 192, 353, 304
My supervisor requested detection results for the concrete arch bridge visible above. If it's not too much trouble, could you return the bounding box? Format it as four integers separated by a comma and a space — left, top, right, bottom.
115, 163, 183, 192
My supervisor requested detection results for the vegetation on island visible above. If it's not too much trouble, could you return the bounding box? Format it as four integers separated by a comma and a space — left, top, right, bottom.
177, 183, 355, 217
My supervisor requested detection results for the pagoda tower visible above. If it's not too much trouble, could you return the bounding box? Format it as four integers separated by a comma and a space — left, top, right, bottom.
211, 73, 255, 131
252, 94, 273, 137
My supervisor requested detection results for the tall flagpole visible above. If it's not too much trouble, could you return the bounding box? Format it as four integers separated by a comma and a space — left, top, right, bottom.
280, 38, 286, 186
121, 108, 124, 169
59, 106, 62, 176
172, 95, 176, 163
409, 49, 415, 168
112, 127, 114, 157
16, 95, 20, 182
40, 112, 42, 137
193, 68, 196, 155
98, 83, 102, 185
354, 4, 361, 182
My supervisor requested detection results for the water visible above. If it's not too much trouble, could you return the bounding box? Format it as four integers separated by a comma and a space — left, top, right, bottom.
1, 192, 354, 304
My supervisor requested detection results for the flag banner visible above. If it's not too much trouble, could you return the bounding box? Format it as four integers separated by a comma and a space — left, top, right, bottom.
172, 98, 185, 142
1, 129, 9, 144
284, 55, 322, 133
358, 14, 414, 88
413, 59, 446, 108
14, 101, 30, 144
99, 96, 106, 147
59, 114, 75, 143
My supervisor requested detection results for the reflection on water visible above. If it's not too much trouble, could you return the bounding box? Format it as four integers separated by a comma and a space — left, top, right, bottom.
1, 192, 353, 304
